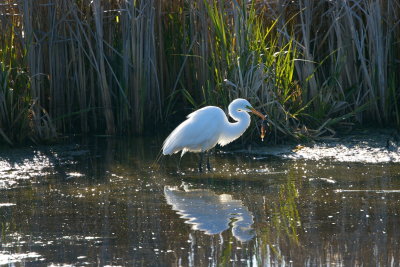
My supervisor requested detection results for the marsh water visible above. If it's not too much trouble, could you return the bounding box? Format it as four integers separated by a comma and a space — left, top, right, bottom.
1, 136, 400, 266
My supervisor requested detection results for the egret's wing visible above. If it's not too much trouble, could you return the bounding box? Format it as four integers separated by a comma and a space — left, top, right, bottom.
186, 105, 218, 118
162, 107, 226, 155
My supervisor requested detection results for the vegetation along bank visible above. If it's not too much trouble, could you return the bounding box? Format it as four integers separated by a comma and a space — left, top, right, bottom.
0, 0, 399, 145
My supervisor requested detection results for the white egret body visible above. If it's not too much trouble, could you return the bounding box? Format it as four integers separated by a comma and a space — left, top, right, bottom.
162, 98, 265, 171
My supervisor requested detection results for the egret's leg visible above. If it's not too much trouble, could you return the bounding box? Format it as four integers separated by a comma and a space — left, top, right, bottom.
198, 153, 204, 172
206, 151, 212, 172
177, 156, 182, 172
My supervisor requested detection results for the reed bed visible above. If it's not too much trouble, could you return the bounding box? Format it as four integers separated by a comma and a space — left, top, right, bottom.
0, 0, 399, 144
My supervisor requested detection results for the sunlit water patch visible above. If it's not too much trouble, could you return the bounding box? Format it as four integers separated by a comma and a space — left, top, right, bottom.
0, 251, 42, 265
0, 203, 16, 207
285, 143, 400, 163
335, 189, 400, 193
0, 145, 89, 189
242, 130, 400, 163
0, 151, 53, 180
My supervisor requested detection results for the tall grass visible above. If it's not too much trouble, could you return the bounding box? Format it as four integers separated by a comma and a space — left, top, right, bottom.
0, 0, 399, 145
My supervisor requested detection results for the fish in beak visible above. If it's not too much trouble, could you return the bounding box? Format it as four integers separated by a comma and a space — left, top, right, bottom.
246, 105, 267, 141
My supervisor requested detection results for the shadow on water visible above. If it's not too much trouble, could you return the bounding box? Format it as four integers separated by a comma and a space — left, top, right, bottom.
1, 136, 400, 266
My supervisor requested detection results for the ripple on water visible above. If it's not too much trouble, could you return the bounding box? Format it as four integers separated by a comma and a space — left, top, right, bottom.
309, 177, 336, 184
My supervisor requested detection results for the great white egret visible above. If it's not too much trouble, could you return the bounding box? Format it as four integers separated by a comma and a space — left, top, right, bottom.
162, 98, 266, 172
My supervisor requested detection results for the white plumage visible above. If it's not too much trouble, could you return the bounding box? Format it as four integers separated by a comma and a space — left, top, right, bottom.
162, 98, 265, 171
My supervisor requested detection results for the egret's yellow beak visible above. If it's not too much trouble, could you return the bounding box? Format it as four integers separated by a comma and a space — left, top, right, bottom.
246, 105, 266, 120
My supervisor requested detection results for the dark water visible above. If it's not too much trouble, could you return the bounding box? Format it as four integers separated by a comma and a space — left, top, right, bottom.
1, 137, 400, 266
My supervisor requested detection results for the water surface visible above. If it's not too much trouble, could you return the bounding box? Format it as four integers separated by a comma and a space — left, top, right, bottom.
1, 137, 400, 266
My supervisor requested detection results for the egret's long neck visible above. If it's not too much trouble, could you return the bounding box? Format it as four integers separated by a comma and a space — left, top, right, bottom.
224, 109, 251, 143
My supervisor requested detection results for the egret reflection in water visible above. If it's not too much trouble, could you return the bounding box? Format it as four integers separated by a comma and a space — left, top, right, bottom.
164, 185, 255, 242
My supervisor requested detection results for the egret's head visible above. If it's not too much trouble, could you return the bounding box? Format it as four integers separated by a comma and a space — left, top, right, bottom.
230, 98, 266, 120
